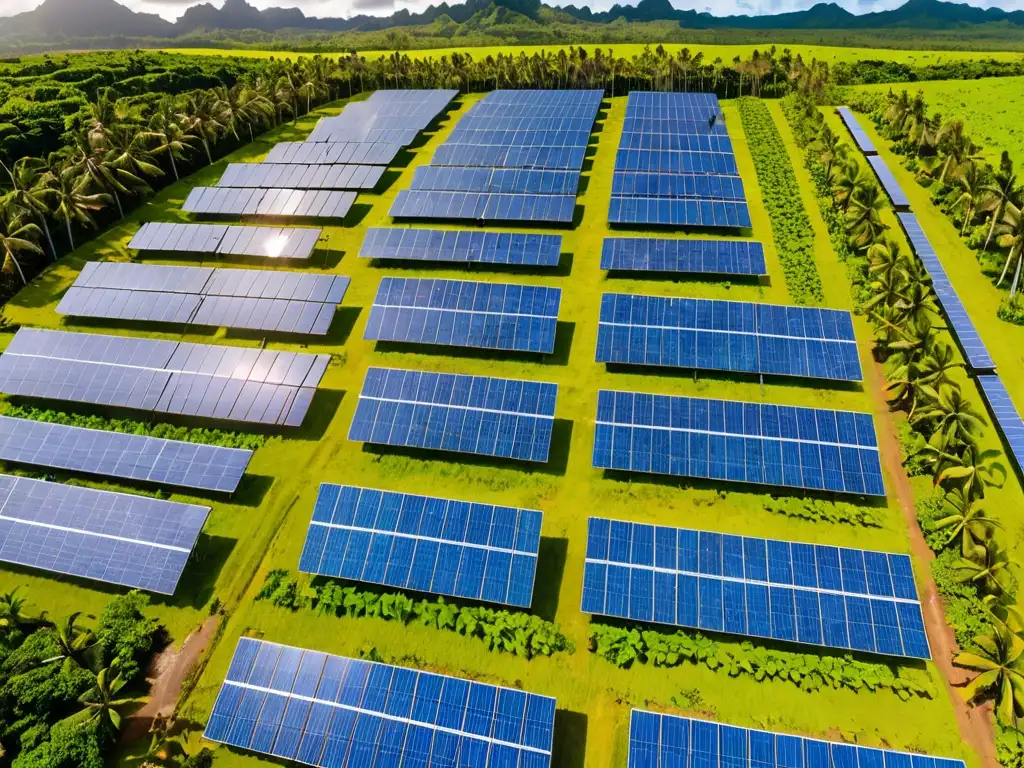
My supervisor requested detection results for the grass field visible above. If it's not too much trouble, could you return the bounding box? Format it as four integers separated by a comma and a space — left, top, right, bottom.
850, 76, 1024, 170
164, 44, 1024, 66
0, 92, 1008, 768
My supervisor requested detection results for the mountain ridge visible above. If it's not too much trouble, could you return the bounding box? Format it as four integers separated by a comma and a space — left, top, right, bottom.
3, 0, 1024, 45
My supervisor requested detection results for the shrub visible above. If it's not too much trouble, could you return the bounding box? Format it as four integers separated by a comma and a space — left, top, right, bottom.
96, 591, 159, 683
764, 496, 884, 527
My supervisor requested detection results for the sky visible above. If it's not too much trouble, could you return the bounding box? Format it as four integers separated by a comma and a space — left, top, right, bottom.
0, 0, 1021, 18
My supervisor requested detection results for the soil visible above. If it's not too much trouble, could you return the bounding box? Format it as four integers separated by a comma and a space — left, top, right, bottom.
868, 360, 999, 767
120, 615, 220, 746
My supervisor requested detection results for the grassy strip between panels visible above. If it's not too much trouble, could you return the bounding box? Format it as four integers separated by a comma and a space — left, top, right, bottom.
255, 570, 574, 660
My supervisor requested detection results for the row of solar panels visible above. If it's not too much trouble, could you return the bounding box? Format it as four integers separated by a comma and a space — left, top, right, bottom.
182, 188, 356, 219
307, 89, 458, 144
129, 222, 322, 259
216, 162, 385, 192
205, 638, 965, 768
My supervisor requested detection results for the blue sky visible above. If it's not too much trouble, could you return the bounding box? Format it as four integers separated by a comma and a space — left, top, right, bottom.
1, 0, 1022, 18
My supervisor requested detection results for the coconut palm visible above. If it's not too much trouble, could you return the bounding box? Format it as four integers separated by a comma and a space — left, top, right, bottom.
67, 663, 131, 736
957, 531, 1015, 597
931, 489, 1001, 554
44, 612, 100, 669
951, 160, 984, 235
0, 587, 45, 637
178, 90, 228, 165
0, 157, 56, 259
912, 384, 986, 451
833, 159, 871, 211
105, 125, 162, 189
144, 97, 194, 182
867, 238, 910, 285
997, 203, 1024, 297
846, 183, 888, 249
810, 124, 847, 181
66, 135, 143, 219
981, 152, 1019, 251
936, 120, 982, 184
954, 618, 1024, 725
49, 168, 110, 251
0, 209, 43, 284
938, 445, 1005, 501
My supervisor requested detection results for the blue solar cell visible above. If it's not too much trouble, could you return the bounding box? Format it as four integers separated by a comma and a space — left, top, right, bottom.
977, 374, 1024, 479
897, 212, 995, 371
390, 190, 576, 223
300, 484, 542, 608
349, 367, 558, 463
208, 638, 557, 766
630, 713, 964, 768
586, 518, 929, 659
868, 155, 911, 209
0, 473, 209, 594
596, 295, 862, 382
601, 237, 766, 276
360, 228, 562, 268
365, 277, 561, 354
836, 107, 877, 154
0, 415, 251, 493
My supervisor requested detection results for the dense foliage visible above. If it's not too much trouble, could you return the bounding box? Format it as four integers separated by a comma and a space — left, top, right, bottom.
736, 97, 824, 305
763, 496, 885, 527
589, 623, 934, 699
0, 590, 160, 768
256, 570, 573, 659
3, 404, 269, 450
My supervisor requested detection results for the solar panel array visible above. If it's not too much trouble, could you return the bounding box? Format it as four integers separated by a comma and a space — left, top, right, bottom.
129, 222, 322, 260
836, 106, 877, 155
58, 261, 349, 335
977, 375, 1024, 480
0, 415, 251, 493
365, 277, 561, 354
205, 637, 557, 767
0, 473, 209, 594
217, 163, 385, 192
628, 712, 963, 768
391, 90, 602, 223
299, 484, 542, 608
596, 294, 863, 381
360, 228, 562, 268
896, 212, 995, 371
601, 238, 766, 276
593, 391, 885, 496
182, 187, 356, 219
264, 141, 402, 166
583, 518, 929, 659
867, 155, 911, 210
610, 92, 751, 228
307, 90, 458, 144
0, 328, 330, 427
349, 367, 558, 463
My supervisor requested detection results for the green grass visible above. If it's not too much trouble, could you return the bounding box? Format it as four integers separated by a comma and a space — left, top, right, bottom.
162, 44, 1024, 66
0, 95, 985, 768
850, 76, 1024, 170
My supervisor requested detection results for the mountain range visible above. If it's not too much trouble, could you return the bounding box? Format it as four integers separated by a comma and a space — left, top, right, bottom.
3, 0, 1024, 46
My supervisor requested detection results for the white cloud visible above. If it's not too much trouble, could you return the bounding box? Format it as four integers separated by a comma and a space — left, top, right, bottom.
2, 0, 1024, 20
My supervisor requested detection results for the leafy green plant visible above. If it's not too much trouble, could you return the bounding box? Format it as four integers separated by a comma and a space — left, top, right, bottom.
737, 97, 824, 305
255, 571, 573, 660
763, 496, 884, 527
588, 623, 934, 699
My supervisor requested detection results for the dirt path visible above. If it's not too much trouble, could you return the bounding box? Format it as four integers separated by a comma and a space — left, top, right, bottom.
120, 615, 220, 746
868, 360, 998, 767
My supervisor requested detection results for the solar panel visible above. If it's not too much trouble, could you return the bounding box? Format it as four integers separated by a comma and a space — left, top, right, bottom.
601, 238, 766, 276
896, 212, 995, 371
58, 262, 349, 335
217, 163, 386, 191
410, 167, 580, 195
299, 484, 542, 608
610, 92, 750, 229
365, 277, 561, 354
596, 294, 862, 381
628, 711, 961, 768
0, 415, 251, 493
349, 367, 558, 463
264, 141, 402, 166
359, 228, 562, 268
867, 155, 911, 210
836, 106, 877, 155
307, 89, 458, 144
583, 518, 929, 659
0, 474, 209, 594
592, 390, 885, 496
205, 637, 557, 767
129, 223, 321, 260
429, 145, 588, 170
390, 191, 576, 223
977, 375, 1024, 479
129, 222, 226, 253
182, 188, 356, 219
0, 328, 330, 427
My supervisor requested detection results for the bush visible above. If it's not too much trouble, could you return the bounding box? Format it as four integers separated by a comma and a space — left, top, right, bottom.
589, 623, 933, 699
256, 570, 573, 660
11, 720, 103, 768
737, 97, 824, 305
96, 591, 159, 683
764, 496, 884, 527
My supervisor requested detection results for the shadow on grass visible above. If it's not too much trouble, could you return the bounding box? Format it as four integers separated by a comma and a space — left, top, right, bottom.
228, 473, 275, 508
533, 537, 569, 622
361, 418, 572, 476
312, 245, 346, 269
343, 204, 374, 228
603, 269, 765, 286
553, 709, 588, 768
223, 306, 362, 347
294, 388, 346, 441
602, 363, 866, 394
164, 533, 237, 610
372, 321, 574, 367
375, 169, 404, 193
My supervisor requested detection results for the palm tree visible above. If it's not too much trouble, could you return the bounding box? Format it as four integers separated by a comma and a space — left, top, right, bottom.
0, 209, 43, 284
0, 157, 56, 259
833, 159, 872, 211
44, 612, 100, 669
938, 445, 1005, 501
951, 160, 984, 235
49, 168, 110, 251
846, 183, 888, 249
912, 384, 986, 451
867, 238, 910, 285
0, 587, 45, 637
954, 618, 1024, 725
914, 340, 962, 391
981, 152, 1019, 251
67, 664, 131, 737
105, 125, 162, 190
958, 531, 1015, 597
66, 135, 142, 220
997, 203, 1024, 297
810, 124, 847, 181
936, 120, 982, 184
178, 90, 227, 165
931, 489, 1001, 554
